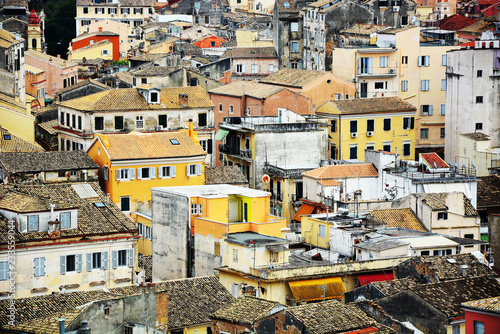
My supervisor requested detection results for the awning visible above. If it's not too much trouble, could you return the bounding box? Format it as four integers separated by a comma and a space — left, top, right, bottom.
357, 272, 393, 286
292, 203, 315, 222
215, 128, 230, 141
266, 244, 288, 253
288, 277, 346, 302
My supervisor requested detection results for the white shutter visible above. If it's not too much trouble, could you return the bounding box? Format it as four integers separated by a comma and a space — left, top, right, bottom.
76, 254, 83, 273
128, 248, 134, 268
150, 167, 155, 179
199, 204, 203, 215
137, 168, 142, 180
172, 166, 176, 177
197, 164, 202, 176
116, 169, 121, 180
429, 105, 433, 115
129, 168, 135, 180
60, 255, 66, 275
158, 166, 163, 178
186, 165, 191, 177
86, 253, 92, 271
102, 251, 109, 270
242, 65, 246, 73
418, 56, 422, 67
112, 250, 118, 269
367, 58, 373, 74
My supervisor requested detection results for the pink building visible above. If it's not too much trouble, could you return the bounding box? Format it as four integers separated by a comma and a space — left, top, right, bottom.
228, 47, 279, 81
25, 50, 78, 99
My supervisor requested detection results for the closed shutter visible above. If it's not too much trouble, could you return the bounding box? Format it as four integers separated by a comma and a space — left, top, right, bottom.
137, 168, 142, 180
367, 58, 373, 74
76, 254, 83, 273
197, 164, 202, 175
102, 251, 109, 270
128, 249, 134, 268
207, 139, 213, 154
129, 168, 135, 180
158, 166, 163, 178
0, 262, 8, 280
403, 118, 409, 129
116, 169, 121, 180
428, 105, 433, 115
186, 165, 191, 176
60, 255, 66, 275
418, 56, 422, 67
150, 167, 155, 179
112, 250, 118, 269
242, 65, 246, 73
172, 166, 176, 177
86, 253, 92, 271
410, 117, 415, 129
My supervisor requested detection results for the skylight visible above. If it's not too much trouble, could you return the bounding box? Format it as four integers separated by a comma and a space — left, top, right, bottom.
170, 139, 180, 145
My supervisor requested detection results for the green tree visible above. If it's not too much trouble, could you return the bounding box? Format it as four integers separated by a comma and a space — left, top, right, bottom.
39, 0, 76, 57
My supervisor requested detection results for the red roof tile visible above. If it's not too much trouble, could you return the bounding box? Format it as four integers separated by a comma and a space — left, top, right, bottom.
439, 14, 477, 31
420, 153, 449, 169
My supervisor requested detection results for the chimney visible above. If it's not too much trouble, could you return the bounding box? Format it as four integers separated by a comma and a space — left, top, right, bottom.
57, 54, 61, 58
77, 320, 91, 334
188, 118, 193, 137
50, 203, 55, 221
179, 93, 188, 107
58, 318, 65, 334
98, 27, 103, 32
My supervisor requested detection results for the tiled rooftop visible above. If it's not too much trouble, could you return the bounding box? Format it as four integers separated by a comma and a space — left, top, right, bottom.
477, 175, 500, 208
324, 97, 416, 114
0, 151, 98, 173
260, 69, 329, 88
25, 50, 78, 68
205, 166, 248, 185
439, 14, 477, 31
302, 163, 378, 179
462, 296, 500, 314
76, 0, 154, 5
414, 192, 478, 216
461, 132, 490, 141
209, 81, 284, 98
132, 65, 182, 76
56, 78, 110, 95
231, 46, 277, 58
211, 296, 282, 324
371, 277, 422, 296
340, 23, 391, 36
96, 131, 206, 160
420, 153, 449, 169
369, 208, 427, 232
0, 127, 44, 153
378, 25, 419, 35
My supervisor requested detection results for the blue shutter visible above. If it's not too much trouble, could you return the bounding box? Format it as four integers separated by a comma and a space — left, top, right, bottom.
128, 248, 134, 268
76, 254, 83, 273
86, 253, 92, 271
102, 251, 109, 270
367, 58, 373, 74
429, 105, 433, 115
40, 257, 45, 276
112, 250, 118, 269
0, 261, 8, 280
60, 255, 66, 275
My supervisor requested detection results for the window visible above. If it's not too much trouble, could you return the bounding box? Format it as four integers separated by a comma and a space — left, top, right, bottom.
464, 234, 474, 239
349, 145, 358, 159
421, 80, 429, 91
229, 105, 234, 114
418, 55, 430, 67
474, 321, 484, 334
383, 142, 391, 152
60, 111, 65, 125
150, 92, 159, 103
441, 79, 446, 91
117, 168, 134, 180
476, 123, 483, 130
187, 164, 202, 176
83, 7, 88, 13
374, 82, 385, 89
67, 113, 70, 127
403, 142, 411, 156
319, 225, 326, 238
401, 16, 408, 25
476, 96, 483, 103
134, 7, 143, 14
218, 103, 223, 112
121, 7, 130, 14
350, 120, 357, 133
442, 54, 447, 66
379, 56, 388, 68
198, 113, 207, 127
477, 70, 482, 77
421, 105, 433, 115
403, 117, 414, 130
170, 139, 179, 145
82, 20, 91, 26
108, 7, 117, 14
359, 57, 373, 74
210, 41, 216, 47
440, 104, 445, 115
118, 250, 127, 266
95, 116, 104, 131
191, 204, 203, 215
91, 252, 102, 269
269, 64, 274, 72
159, 165, 176, 178
383, 118, 391, 131
61, 254, 81, 273
233, 249, 238, 262
401, 80, 408, 92
330, 119, 336, 132
102, 166, 109, 181
63, 79, 67, 88
135, 115, 144, 129
451, 325, 460, 334
236, 64, 244, 73
251, 64, 258, 74
402, 56, 408, 65
115, 116, 124, 130
121, 197, 131, 211
441, 128, 445, 139
367, 119, 374, 132
138, 167, 155, 180
366, 143, 375, 150
291, 22, 298, 31
437, 212, 448, 220
28, 215, 39, 232
420, 128, 429, 139
158, 114, 167, 128
200, 140, 208, 152
0, 261, 10, 280
291, 42, 299, 52
33, 257, 45, 277
95, 7, 103, 14
60, 212, 71, 229
421, 250, 430, 256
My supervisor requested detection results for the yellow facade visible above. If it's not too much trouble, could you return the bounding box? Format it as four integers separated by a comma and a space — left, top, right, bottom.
317, 101, 416, 161
0, 103, 36, 144
133, 212, 152, 255
301, 216, 331, 249
70, 41, 114, 61
266, 176, 302, 225
236, 30, 273, 47
27, 24, 42, 52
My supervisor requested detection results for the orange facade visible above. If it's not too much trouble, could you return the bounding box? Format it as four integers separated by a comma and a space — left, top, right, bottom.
72, 33, 120, 61
193, 35, 226, 48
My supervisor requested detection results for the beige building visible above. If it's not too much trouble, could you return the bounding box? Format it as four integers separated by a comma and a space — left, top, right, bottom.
459, 133, 500, 177
87, 19, 134, 58
332, 26, 459, 156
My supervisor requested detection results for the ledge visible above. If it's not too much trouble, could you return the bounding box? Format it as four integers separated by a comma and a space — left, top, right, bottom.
115, 278, 131, 283
60, 283, 80, 289
31, 287, 48, 293
89, 280, 105, 287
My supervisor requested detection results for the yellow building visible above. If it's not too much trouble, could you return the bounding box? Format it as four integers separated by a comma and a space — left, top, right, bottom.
87, 128, 206, 214
0, 93, 36, 144
69, 40, 114, 62
235, 29, 273, 47
316, 96, 416, 161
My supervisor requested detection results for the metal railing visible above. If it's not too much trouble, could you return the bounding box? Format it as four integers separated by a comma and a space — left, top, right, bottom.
219, 144, 252, 159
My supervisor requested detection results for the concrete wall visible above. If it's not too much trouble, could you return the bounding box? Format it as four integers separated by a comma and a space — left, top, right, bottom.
489, 214, 500, 271
152, 190, 191, 281
0, 70, 16, 96
194, 232, 223, 277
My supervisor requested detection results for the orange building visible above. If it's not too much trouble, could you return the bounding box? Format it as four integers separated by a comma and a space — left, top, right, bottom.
24, 64, 46, 110
193, 35, 226, 48
71, 28, 120, 61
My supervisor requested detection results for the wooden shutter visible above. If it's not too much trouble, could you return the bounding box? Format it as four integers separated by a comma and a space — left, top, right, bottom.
86, 253, 92, 272
76, 254, 83, 273
102, 251, 109, 270
60, 255, 66, 275
112, 250, 118, 269
128, 249, 134, 268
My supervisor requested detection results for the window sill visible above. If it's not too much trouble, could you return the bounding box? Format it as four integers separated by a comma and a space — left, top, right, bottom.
115, 278, 131, 283
31, 287, 48, 293
89, 280, 105, 287
60, 283, 80, 289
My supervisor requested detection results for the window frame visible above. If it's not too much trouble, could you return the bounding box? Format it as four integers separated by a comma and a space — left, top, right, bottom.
95, 116, 104, 131
383, 118, 391, 131
27, 214, 39, 232
60, 212, 71, 229
135, 115, 144, 129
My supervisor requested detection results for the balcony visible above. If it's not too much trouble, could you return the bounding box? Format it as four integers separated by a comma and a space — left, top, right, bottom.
357, 68, 397, 78
219, 144, 252, 160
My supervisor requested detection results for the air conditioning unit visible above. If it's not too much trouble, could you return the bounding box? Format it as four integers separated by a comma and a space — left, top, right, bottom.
156, 125, 163, 131
393, 6, 399, 11
124, 13, 128, 17
389, 68, 396, 74
351, 132, 358, 138
111, 13, 115, 17
367, 131, 374, 137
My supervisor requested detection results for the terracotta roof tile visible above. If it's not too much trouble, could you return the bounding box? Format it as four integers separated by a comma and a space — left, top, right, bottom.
99, 131, 206, 160
303, 163, 378, 179
231, 47, 277, 58
205, 166, 248, 185
132, 65, 182, 76
369, 208, 427, 232
260, 69, 330, 88
439, 14, 477, 31
0, 127, 44, 153
462, 296, 500, 314
461, 132, 490, 141
212, 296, 282, 324
323, 97, 416, 114
340, 23, 391, 36
0, 151, 98, 173
209, 81, 284, 98
56, 78, 111, 95
420, 153, 449, 168
477, 175, 500, 208
415, 193, 478, 216
371, 277, 422, 296
25, 50, 78, 69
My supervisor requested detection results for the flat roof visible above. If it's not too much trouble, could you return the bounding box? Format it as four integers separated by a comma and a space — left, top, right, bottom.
151, 184, 270, 198
226, 231, 288, 247
398, 235, 459, 249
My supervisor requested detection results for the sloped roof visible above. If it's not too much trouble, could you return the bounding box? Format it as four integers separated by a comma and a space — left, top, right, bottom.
260, 69, 330, 88
355, 238, 409, 251
287, 299, 377, 334
205, 166, 248, 185
25, 50, 78, 68
231, 47, 277, 58
76, 0, 154, 5
371, 277, 422, 296
462, 296, 500, 314
0, 127, 44, 153
97, 131, 206, 161
0, 151, 98, 173
72, 30, 119, 43
461, 132, 490, 141
0, 182, 136, 244
458, 19, 496, 33
209, 81, 283, 98
414, 192, 478, 216
369, 208, 427, 232
378, 25, 418, 35
324, 97, 416, 114
59, 86, 214, 111
55, 78, 111, 95
211, 296, 282, 324
411, 276, 500, 318
439, 14, 477, 31
340, 23, 391, 35
420, 152, 449, 168
129, 53, 170, 62
477, 175, 500, 208
132, 65, 182, 76
302, 163, 378, 179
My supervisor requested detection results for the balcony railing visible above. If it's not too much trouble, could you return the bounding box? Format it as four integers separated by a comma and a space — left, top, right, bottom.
219, 144, 252, 159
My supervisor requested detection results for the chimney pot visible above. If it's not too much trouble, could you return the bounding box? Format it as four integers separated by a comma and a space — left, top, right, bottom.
98, 27, 103, 31
58, 318, 65, 334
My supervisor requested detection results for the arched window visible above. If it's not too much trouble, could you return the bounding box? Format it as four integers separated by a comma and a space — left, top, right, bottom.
32, 38, 37, 50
